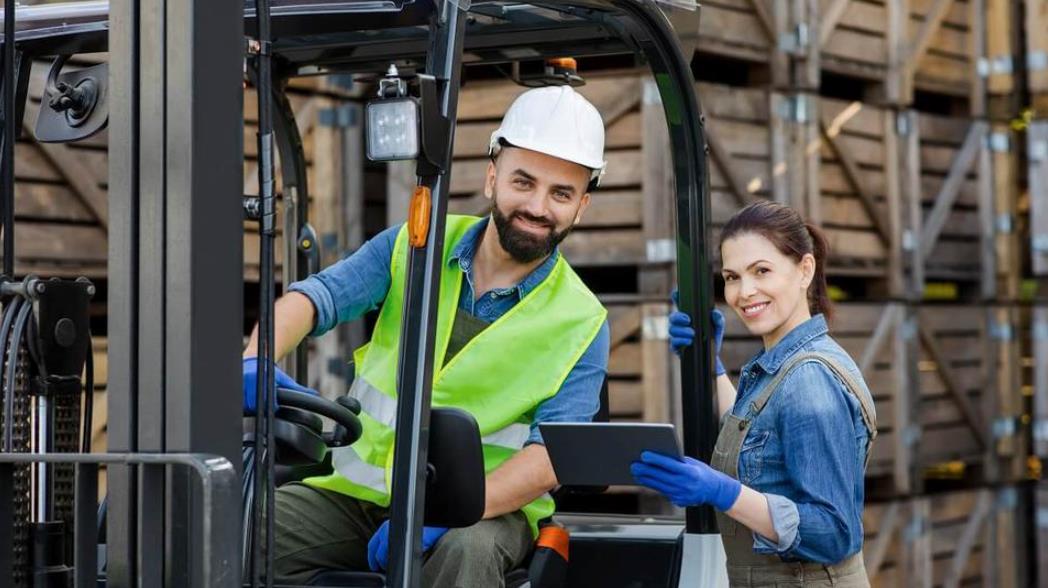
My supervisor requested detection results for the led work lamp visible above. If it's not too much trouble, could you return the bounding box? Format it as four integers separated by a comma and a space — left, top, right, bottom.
366, 65, 420, 161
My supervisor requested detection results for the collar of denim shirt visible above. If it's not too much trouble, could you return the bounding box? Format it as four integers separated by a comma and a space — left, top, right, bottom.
448, 216, 562, 300
748, 313, 829, 375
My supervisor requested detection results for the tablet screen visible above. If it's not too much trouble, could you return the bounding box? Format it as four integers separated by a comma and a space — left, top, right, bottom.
539, 422, 682, 486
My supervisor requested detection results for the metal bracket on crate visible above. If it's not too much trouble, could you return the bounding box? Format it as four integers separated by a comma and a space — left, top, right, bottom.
996, 213, 1014, 235
992, 417, 1017, 440
776, 94, 812, 124
1029, 51, 1048, 72
987, 132, 1011, 153
1038, 507, 1048, 529
777, 24, 809, 54
1030, 140, 1048, 162
996, 487, 1018, 510
989, 321, 1015, 341
896, 112, 912, 136
1033, 235, 1048, 255
1033, 419, 1048, 443
976, 55, 1013, 77
901, 229, 917, 252
642, 315, 669, 341
318, 104, 358, 128
902, 513, 928, 543
646, 239, 676, 263
903, 424, 921, 447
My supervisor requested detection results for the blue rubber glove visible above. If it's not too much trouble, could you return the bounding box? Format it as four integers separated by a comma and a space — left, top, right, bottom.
668, 290, 727, 376
630, 451, 741, 511
242, 357, 317, 414
367, 520, 449, 572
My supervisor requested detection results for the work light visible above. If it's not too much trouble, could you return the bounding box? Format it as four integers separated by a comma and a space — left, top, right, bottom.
366, 96, 419, 161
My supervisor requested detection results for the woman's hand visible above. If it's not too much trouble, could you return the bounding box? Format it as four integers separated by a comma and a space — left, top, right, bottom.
668, 291, 727, 376
630, 451, 741, 510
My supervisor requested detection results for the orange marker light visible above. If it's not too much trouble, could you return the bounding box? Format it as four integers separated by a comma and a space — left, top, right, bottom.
408, 186, 432, 248
535, 524, 570, 561
547, 57, 578, 71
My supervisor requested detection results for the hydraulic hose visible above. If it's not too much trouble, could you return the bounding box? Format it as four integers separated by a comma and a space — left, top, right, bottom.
0, 295, 22, 449
81, 331, 93, 452
4, 301, 30, 452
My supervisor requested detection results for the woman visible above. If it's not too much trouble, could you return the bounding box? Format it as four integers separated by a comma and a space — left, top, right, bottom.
632, 201, 877, 587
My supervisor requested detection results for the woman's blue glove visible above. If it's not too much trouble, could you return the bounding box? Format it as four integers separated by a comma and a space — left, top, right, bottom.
367, 520, 449, 571
668, 291, 727, 376
241, 357, 317, 414
630, 451, 741, 511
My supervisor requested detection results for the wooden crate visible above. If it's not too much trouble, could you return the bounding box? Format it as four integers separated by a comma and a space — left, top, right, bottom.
719, 302, 1025, 494
864, 486, 1027, 587
689, 0, 989, 102
10, 57, 342, 281
704, 81, 997, 296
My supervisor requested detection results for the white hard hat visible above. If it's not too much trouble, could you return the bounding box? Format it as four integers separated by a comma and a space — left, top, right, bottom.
489, 85, 607, 186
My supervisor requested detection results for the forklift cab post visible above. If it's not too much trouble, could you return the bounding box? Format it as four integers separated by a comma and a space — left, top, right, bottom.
0, 1, 721, 586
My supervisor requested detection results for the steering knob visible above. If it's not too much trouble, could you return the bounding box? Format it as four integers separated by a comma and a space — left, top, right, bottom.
336, 395, 361, 415
276, 388, 363, 447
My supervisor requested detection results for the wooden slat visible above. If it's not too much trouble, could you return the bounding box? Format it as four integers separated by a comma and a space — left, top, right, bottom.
819, 0, 856, 48
908, 0, 959, 67
866, 501, 900, 579
819, 119, 891, 244
918, 323, 987, 448
942, 490, 991, 588
919, 121, 986, 263
705, 121, 758, 208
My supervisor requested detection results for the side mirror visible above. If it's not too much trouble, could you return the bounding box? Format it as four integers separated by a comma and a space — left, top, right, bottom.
35, 56, 108, 143
425, 407, 485, 528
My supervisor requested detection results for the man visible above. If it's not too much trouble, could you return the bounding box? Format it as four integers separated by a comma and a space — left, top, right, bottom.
242, 85, 610, 587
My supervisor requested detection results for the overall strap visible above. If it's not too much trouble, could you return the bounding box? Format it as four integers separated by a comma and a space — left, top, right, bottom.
749, 352, 878, 468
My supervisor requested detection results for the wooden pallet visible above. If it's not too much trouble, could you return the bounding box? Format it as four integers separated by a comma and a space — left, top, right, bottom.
864, 485, 1027, 587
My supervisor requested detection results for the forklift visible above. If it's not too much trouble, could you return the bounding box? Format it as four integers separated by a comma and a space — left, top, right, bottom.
0, 1, 724, 586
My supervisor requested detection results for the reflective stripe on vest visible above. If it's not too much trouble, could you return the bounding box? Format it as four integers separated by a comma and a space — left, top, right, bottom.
348, 376, 533, 451
304, 215, 607, 536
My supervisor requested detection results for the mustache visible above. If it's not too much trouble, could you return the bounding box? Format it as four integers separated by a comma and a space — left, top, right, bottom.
509, 210, 555, 228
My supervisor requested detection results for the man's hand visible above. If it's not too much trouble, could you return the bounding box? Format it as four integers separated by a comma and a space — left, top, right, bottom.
241, 357, 317, 414
366, 521, 448, 571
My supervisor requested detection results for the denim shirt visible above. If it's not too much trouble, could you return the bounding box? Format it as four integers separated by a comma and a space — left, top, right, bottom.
288, 217, 610, 445
731, 314, 875, 564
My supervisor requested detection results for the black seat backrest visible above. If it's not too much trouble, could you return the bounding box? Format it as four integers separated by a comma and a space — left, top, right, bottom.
595, 376, 609, 423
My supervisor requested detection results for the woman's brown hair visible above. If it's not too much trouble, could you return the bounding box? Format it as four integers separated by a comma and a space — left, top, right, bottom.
719, 200, 833, 320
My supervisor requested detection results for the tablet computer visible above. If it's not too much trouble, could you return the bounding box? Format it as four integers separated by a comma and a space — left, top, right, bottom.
538, 422, 683, 486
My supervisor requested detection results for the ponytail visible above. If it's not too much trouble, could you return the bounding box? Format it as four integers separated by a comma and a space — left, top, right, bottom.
804, 222, 833, 321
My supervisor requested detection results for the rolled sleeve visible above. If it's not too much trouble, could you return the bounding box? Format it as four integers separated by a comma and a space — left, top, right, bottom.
753, 493, 801, 554
526, 320, 609, 445
287, 224, 401, 337
288, 276, 340, 337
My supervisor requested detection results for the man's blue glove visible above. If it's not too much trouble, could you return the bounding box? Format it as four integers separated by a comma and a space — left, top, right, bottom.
367, 520, 449, 571
668, 290, 727, 376
630, 451, 741, 511
242, 357, 317, 414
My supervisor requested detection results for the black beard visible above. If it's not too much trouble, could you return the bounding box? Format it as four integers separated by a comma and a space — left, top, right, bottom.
491, 199, 573, 264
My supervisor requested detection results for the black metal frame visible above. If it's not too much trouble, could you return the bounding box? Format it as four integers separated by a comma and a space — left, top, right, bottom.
0, 1, 716, 586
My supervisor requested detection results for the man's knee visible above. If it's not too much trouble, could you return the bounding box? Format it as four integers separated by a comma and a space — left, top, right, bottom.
432, 515, 531, 567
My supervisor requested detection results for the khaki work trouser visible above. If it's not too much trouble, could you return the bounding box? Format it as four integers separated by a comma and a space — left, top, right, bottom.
272, 482, 533, 587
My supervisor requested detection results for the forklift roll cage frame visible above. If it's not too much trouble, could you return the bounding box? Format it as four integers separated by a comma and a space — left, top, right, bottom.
0, 1, 720, 586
